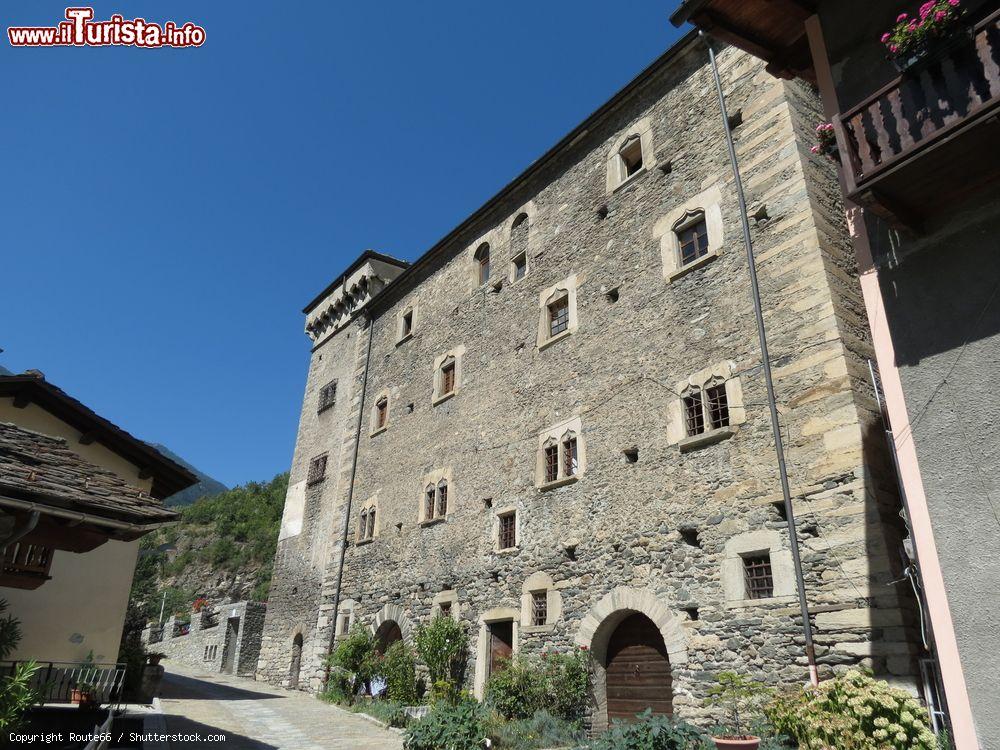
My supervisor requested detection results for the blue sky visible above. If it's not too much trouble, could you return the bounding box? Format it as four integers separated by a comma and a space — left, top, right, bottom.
1, 2, 687, 488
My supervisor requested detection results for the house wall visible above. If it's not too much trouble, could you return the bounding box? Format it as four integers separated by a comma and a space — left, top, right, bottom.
4, 538, 139, 663
262, 39, 924, 726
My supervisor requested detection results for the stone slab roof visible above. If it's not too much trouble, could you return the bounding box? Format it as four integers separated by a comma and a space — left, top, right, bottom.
0, 422, 178, 525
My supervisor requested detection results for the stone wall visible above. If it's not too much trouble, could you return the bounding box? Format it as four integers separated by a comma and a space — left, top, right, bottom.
142, 601, 265, 679
260, 35, 923, 727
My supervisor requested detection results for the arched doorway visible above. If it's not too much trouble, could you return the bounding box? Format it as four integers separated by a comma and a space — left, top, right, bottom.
605, 613, 673, 722
374, 620, 403, 655
289, 633, 303, 689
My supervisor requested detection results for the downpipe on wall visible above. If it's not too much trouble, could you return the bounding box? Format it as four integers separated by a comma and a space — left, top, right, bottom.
323, 311, 375, 687
701, 31, 820, 687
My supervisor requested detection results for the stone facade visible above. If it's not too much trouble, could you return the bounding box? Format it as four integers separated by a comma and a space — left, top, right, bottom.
142, 601, 265, 679
259, 35, 923, 728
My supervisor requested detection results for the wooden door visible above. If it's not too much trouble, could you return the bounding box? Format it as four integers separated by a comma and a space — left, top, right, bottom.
488, 620, 514, 677
605, 613, 672, 722
375, 621, 403, 655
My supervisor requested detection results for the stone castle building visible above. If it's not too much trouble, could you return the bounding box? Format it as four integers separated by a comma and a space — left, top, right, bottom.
258, 33, 923, 728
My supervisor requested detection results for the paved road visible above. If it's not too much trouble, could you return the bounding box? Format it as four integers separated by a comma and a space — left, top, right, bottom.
157, 665, 403, 750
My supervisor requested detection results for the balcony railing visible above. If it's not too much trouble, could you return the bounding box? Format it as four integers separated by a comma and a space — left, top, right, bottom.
834, 9, 1000, 221
0, 660, 126, 705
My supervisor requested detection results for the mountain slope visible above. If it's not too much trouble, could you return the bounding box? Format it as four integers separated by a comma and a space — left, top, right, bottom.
153, 443, 228, 507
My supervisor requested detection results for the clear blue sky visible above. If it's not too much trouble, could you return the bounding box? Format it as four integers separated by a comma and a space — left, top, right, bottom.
1, 1, 687, 488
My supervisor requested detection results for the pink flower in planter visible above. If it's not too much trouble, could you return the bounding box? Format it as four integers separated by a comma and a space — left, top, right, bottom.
908, 20, 919, 30
890, 44, 899, 52
897, 12, 908, 22
810, 145, 821, 154
935, 10, 948, 20
881, 32, 892, 42
948, 0, 959, 6
920, 1, 935, 18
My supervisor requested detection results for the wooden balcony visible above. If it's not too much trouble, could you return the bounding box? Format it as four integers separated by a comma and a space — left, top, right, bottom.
0, 540, 54, 590
834, 9, 1000, 229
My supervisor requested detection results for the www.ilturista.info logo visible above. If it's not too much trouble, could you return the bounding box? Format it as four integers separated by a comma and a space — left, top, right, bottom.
8, 7, 205, 48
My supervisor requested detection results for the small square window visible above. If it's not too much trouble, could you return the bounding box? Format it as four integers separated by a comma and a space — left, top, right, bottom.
706, 384, 729, 429
743, 554, 774, 599
512, 252, 527, 281
619, 137, 643, 179
318, 381, 337, 412
498, 512, 516, 550
683, 391, 705, 437
439, 601, 452, 617
678, 218, 710, 266
307, 454, 328, 485
530, 591, 547, 626
549, 297, 570, 338
441, 361, 456, 395
402, 310, 413, 337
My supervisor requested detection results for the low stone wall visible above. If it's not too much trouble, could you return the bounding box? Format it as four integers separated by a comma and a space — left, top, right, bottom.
141, 601, 265, 678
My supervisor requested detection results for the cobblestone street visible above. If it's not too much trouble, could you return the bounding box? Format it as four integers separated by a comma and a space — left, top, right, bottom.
156, 666, 403, 750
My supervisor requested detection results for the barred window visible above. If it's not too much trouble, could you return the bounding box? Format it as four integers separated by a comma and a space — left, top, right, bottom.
677, 216, 710, 266
366, 507, 376, 539
442, 361, 456, 395
498, 512, 516, 550
307, 454, 328, 485
706, 384, 729, 429
530, 591, 547, 626
359, 509, 368, 539
563, 434, 578, 477
318, 381, 337, 412
544, 442, 559, 483
437, 480, 448, 517
425, 485, 436, 521
683, 391, 705, 436
549, 296, 570, 338
475, 242, 491, 285
743, 554, 774, 599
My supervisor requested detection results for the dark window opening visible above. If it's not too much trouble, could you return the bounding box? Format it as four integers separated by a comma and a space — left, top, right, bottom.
606, 287, 620, 303
727, 109, 744, 130
318, 381, 337, 412
512, 252, 527, 281
439, 601, 452, 618
441, 361, 456, 395
476, 243, 491, 285
773, 501, 788, 523
425, 486, 436, 521
619, 137, 643, 179
683, 606, 699, 621
683, 391, 705, 436
678, 218, 710, 266
375, 398, 388, 429
743, 554, 774, 599
530, 591, 547, 626
437, 481, 448, 517
483, 497, 493, 509
402, 310, 413, 337
367, 507, 376, 539
407, 402, 415, 413
563, 436, 578, 477
623, 447, 639, 464
548, 297, 569, 338
307, 454, 328, 485
680, 527, 701, 548
544, 444, 559, 483
706, 384, 729, 429
498, 512, 516, 550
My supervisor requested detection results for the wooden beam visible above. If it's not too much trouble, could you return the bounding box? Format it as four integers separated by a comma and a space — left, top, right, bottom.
12, 390, 30, 408
696, 10, 781, 63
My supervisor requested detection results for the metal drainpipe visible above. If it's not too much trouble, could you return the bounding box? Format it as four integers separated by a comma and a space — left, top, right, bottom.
324, 311, 375, 684
702, 31, 820, 686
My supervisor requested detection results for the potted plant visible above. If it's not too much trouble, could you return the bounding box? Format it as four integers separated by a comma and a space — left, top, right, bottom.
147, 652, 167, 666
881, 1, 965, 72
71, 651, 100, 710
705, 672, 769, 750
810, 122, 839, 162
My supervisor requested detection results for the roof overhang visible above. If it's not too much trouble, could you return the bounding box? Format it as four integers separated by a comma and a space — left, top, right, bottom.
670, 0, 817, 83
0, 376, 198, 499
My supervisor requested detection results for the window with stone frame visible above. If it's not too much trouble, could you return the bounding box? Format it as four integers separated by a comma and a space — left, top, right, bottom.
562, 432, 579, 477
359, 509, 369, 540
401, 309, 414, 338
548, 295, 570, 338
683, 389, 705, 437
423, 480, 449, 524
706, 383, 729, 430
538, 420, 585, 487
425, 484, 436, 521
338, 613, 351, 636
375, 396, 389, 431
618, 135, 644, 181
512, 252, 527, 282
439, 601, 452, 618
307, 454, 327, 485
498, 511, 516, 550
530, 590, 547, 626
543, 440, 559, 483
743, 553, 774, 599
675, 212, 710, 267
318, 380, 337, 412
475, 242, 491, 285
683, 377, 731, 438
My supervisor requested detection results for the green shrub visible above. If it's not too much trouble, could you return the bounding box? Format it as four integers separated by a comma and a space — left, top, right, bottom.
319, 668, 354, 705
765, 670, 938, 750
326, 625, 376, 698
414, 615, 468, 703
705, 671, 770, 738
486, 649, 589, 722
488, 709, 585, 750
357, 699, 410, 728
587, 710, 706, 750
0, 600, 38, 730
404, 698, 488, 750
378, 641, 418, 705
486, 657, 545, 720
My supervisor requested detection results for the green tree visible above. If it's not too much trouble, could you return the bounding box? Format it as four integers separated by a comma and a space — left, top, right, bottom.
413, 615, 468, 704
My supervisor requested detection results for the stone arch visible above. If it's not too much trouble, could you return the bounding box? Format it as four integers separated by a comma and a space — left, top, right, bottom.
369, 603, 414, 647
575, 588, 688, 732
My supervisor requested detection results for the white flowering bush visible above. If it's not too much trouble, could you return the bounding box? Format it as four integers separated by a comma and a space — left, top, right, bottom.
766, 670, 938, 750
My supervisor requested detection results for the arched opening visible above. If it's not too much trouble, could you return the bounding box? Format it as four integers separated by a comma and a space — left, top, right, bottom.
374, 619, 403, 656
289, 632, 303, 689
604, 613, 673, 723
